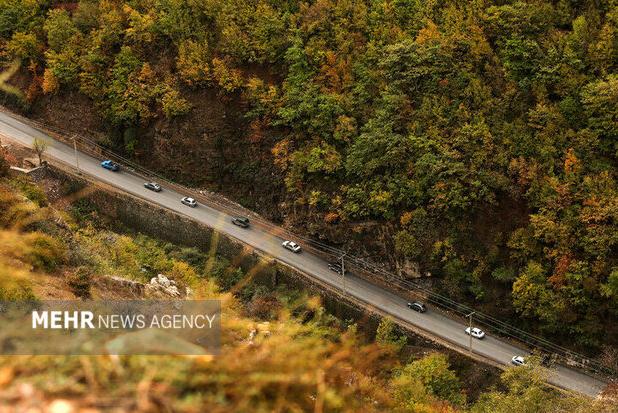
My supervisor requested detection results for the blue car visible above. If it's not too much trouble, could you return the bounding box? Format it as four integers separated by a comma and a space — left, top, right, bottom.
101, 160, 119, 171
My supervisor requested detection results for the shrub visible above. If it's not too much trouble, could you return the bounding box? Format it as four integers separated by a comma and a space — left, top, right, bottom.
5, 31, 40, 62
161, 87, 191, 119
0, 281, 35, 300
24, 232, 65, 272
10, 176, 47, 207
0, 261, 36, 300
246, 293, 281, 320
375, 317, 407, 352
246, 286, 283, 318
169, 260, 199, 287
214, 266, 244, 291
492, 266, 516, 283
71, 198, 97, 223
67, 266, 92, 298
60, 180, 86, 197
212, 57, 244, 92
21, 183, 47, 207
0, 201, 35, 229
65, 241, 96, 268
395, 230, 422, 259
171, 246, 207, 268
392, 353, 465, 407
0, 184, 38, 229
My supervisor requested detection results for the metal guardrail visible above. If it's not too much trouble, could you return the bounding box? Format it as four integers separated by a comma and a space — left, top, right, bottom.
1, 106, 616, 380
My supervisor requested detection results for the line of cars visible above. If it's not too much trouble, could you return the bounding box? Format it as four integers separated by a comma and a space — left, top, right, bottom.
100, 159, 303, 254
406, 303, 527, 366
102, 158, 529, 368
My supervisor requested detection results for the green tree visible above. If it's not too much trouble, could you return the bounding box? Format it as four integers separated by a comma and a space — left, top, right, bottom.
45, 48, 80, 86
0, 0, 42, 39
43, 9, 79, 52
375, 316, 406, 352
500, 37, 541, 88
176, 39, 211, 86
512, 261, 561, 329
161, 87, 191, 119
581, 75, 618, 157
104, 47, 154, 127
5, 31, 40, 62
395, 353, 465, 406
601, 268, 618, 302
1, 0, 618, 355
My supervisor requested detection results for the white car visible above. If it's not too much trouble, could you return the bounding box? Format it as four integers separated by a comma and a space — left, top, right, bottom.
465, 327, 486, 339
511, 356, 526, 366
282, 240, 302, 253
181, 197, 197, 207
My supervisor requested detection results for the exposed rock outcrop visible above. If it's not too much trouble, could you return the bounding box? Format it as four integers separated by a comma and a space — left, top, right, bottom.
145, 274, 193, 298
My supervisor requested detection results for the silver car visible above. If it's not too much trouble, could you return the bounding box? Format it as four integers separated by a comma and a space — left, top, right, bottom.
181, 197, 197, 207
407, 302, 427, 313
144, 182, 162, 192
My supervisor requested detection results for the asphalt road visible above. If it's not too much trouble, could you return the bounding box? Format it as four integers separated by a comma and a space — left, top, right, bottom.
0, 110, 608, 397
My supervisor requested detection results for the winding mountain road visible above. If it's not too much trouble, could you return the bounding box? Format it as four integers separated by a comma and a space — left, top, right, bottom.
0, 110, 609, 397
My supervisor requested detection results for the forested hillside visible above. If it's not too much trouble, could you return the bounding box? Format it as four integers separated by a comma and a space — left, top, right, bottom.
0, 0, 616, 353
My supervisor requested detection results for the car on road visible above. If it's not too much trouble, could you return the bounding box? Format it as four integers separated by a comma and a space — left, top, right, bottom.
282, 240, 302, 253
144, 182, 162, 192
328, 262, 343, 274
231, 216, 250, 228
407, 301, 427, 313
511, 356, 526, 366
181, 197, 197, 207
101, 160, 119, 171
465, 327, 486, 339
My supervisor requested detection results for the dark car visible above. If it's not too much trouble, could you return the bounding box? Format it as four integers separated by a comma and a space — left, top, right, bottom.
101, 160, 119, 171
328, 262, 343, 274
144, 182, 162, 192
231, 216, 250, 228
407, 301, 427, 313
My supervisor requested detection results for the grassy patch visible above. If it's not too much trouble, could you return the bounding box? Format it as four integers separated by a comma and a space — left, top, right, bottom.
9, 175, 48, 207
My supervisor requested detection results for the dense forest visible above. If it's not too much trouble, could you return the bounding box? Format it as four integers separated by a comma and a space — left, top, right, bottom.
0, 0, 617, 354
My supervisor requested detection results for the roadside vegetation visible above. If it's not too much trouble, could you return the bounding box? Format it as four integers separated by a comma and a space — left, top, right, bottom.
0, 0, 616, 359
1, 154, 616, 411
